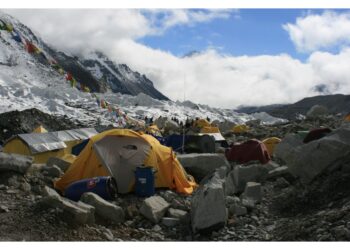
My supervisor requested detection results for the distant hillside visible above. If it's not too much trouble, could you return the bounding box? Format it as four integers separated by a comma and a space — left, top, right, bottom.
236, 94, 350, 120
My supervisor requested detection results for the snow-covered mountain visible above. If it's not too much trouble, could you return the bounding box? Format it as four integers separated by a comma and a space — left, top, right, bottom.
0, 11, 286, 128
80, 51, 169, 100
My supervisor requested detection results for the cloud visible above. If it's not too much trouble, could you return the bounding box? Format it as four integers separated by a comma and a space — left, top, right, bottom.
5, 9, 153, 54
284, 11, 350, 52
149, 9, 233, 30
107, 43, 318, 108
5, 9, 233, 54
4, 9, 350, 109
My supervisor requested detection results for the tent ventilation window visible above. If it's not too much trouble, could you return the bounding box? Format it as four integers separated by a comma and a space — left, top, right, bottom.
123, 145, 137, 150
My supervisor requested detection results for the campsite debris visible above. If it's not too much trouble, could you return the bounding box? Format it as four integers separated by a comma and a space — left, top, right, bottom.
139, 196, 170, 223
177, 153, 231, 181
0, 152, 33, 174
191, 166, 228, 234
80, 192, 125, 224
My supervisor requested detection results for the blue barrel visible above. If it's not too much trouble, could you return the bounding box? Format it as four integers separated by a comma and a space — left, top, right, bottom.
135, 167, 155, 197
64, 176, 117, 201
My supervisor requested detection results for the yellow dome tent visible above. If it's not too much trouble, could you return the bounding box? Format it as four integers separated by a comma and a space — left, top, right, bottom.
200, 126, 220, 134
232, 124, 250, 133
145, 124, 162, 137
3, 128, 98, 164
32, 125, 48, 133
345, 114, 350, 122
54, 129, 197, 195
262, 137, 281, 156
193, 119, 211, 129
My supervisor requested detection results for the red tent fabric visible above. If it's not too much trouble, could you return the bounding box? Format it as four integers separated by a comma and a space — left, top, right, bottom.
25, 40, 38, 54
225, 139, 271, 164
65, 72, 73, 81
303, 128, 331, 144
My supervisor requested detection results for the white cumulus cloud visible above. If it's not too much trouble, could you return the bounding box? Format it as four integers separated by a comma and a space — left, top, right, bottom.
284, 11, 350, 52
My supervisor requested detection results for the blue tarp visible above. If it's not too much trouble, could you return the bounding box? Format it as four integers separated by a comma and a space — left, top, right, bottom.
11, 30, 22, 43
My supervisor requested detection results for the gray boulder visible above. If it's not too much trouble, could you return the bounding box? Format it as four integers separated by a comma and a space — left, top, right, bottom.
81, 192, 125, 224
274, 133, 303, 163
40, 186, 93, 225
154, 117, 167, 129
46, 157, 71, 172
282, 127, 350, 183
191, 168, 228, 234
267, 166, 289, 180
306, 105, 329, 118
177, 153, 231, 181
139, 196, 170, 223
164, 120, 180, 133
167, 208, 188, 220
42, 165, 64, 178
241, 182, 262, 203
225, 171, 237, 196
228, 204, 247, 216
214, 120, 236, 133
233, 164, 268, 192
0, 152, 33, 174
161, 217, 180, 227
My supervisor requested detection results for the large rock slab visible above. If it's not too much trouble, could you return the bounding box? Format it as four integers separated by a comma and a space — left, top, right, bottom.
225, 171, 237, 196
191, 167, 228, 234
40, 186, 93, 225
274, 133, 303, 163
177, 153, 231, 181
81, 192, 125, 224
0, 152, 33, 174
233, 164, 269, 192
267, 166, 290, 180
46, 157, 71, 172
282, 127, 350, 183
139, 196, 170, 223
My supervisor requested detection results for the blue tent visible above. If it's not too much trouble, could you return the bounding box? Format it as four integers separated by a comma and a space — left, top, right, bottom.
156, 134, 216, 154
164, 134, 187, 153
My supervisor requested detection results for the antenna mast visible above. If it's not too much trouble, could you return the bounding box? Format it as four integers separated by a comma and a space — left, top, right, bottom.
182, 74, 186, 153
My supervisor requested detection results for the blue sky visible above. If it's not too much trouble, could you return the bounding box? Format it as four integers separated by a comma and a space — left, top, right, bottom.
139, 9, 345, 61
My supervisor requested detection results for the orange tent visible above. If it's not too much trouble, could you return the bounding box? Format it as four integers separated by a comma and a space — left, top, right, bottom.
54, 129, 197, 195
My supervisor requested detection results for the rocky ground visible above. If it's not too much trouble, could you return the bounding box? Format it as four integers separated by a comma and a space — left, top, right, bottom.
0, 109, 349, 241
0, 108, 84, 144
